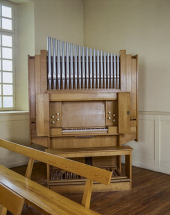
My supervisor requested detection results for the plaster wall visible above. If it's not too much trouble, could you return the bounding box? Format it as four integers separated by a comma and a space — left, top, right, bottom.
83, 0, 170, 112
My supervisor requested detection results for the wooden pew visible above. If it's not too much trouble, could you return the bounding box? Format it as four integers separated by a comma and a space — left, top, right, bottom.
0, 183, 24, 215
0, 139, 112, 214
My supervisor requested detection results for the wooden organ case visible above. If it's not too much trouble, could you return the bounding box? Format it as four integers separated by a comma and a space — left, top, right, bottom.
28, 37, 138, 193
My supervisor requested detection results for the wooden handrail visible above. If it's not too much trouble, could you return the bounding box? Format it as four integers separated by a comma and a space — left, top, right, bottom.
0, 139, 111, 186
0, 165, 100, 214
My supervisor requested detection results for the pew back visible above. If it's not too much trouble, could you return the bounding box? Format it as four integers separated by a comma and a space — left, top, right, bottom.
0, 139, 112, 213
0, 139, 111, 185
0, 183, 24, 215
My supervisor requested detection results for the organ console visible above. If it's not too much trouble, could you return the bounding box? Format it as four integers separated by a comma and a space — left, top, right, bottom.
28, 37, 138, 193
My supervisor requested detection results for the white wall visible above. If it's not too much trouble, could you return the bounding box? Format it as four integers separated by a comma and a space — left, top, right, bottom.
15, 0, 83, 110
0, 112, 30, 168
122, 112, 170, 175
15, 2, 35, 110
83, 0, 170, 112
33, 0, 83, 54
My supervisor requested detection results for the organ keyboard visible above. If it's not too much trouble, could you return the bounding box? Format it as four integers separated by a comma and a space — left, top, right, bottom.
62, 128, 108, 135
28, 37, 138, 193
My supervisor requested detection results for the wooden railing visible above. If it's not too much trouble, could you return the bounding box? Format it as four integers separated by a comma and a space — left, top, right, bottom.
0, 139, 112, 214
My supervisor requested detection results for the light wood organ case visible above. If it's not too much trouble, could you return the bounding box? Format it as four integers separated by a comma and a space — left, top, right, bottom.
28, 37, 138, 193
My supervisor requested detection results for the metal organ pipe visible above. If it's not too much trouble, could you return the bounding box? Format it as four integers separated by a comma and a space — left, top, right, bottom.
114, 54, 116, 88
100, 51, 103, 88
57, 39, 60, 90
47, 37, 120, 91
62, 41, 65, 90
93, 49, 96, 88
117, 55, 119, 89
107, 52, 110, 89
52, 38, 56, 90
104, 52, 106, 89
89, 48, 92, 89
66, 42, 69, 90
74, 45, 78, 90
110, 53, 113, 88
78, 45, 81, 89
70, 43, 73, 90
97, 50, 100, 89
86, 47, 89, 89
82, 46, 85, 89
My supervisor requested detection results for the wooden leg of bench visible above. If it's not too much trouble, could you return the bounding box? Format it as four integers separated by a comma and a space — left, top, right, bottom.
0, 205, 7, 215
47, 164, 50, 188
25, 158, 34, 208
82, 179, 93, 209
118, 136, 122, 171
125, 153, 132, 179
25, 158, 34, 179
117, 156, 121, 172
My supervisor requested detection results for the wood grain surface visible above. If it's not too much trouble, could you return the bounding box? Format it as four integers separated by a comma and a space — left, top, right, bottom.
0, 139, 111, 185
8, 162, 170, 215
0, 183, 24, 215
45, 146, 133, 158
0, 166, 99, 215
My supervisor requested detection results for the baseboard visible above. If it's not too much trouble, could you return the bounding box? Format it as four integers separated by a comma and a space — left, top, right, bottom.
132, 161, 170, 175
0, 155, 29, 168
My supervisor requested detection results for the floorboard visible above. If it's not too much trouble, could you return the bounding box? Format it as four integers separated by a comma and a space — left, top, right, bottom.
7, 162, 170, 215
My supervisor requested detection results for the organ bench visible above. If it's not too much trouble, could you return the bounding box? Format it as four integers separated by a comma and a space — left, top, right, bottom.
45, 146, 133, 192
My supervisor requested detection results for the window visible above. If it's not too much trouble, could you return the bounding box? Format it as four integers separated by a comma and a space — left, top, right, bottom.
0, 2, 14, 110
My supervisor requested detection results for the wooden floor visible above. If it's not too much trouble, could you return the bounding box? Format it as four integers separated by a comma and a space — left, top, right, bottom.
8, 162, 170, 215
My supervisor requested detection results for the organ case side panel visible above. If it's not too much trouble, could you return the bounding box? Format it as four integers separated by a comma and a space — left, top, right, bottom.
119, 50, 127, 92
135, 55, 139, 142
118, 92, 130, 134
131, 59, 137, 120
28, 57, 36, 140
36, 93, 49, 136
40, 50, 48, 93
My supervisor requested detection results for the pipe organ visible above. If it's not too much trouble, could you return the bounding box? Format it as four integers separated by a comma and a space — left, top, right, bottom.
28, 37, 138, 193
